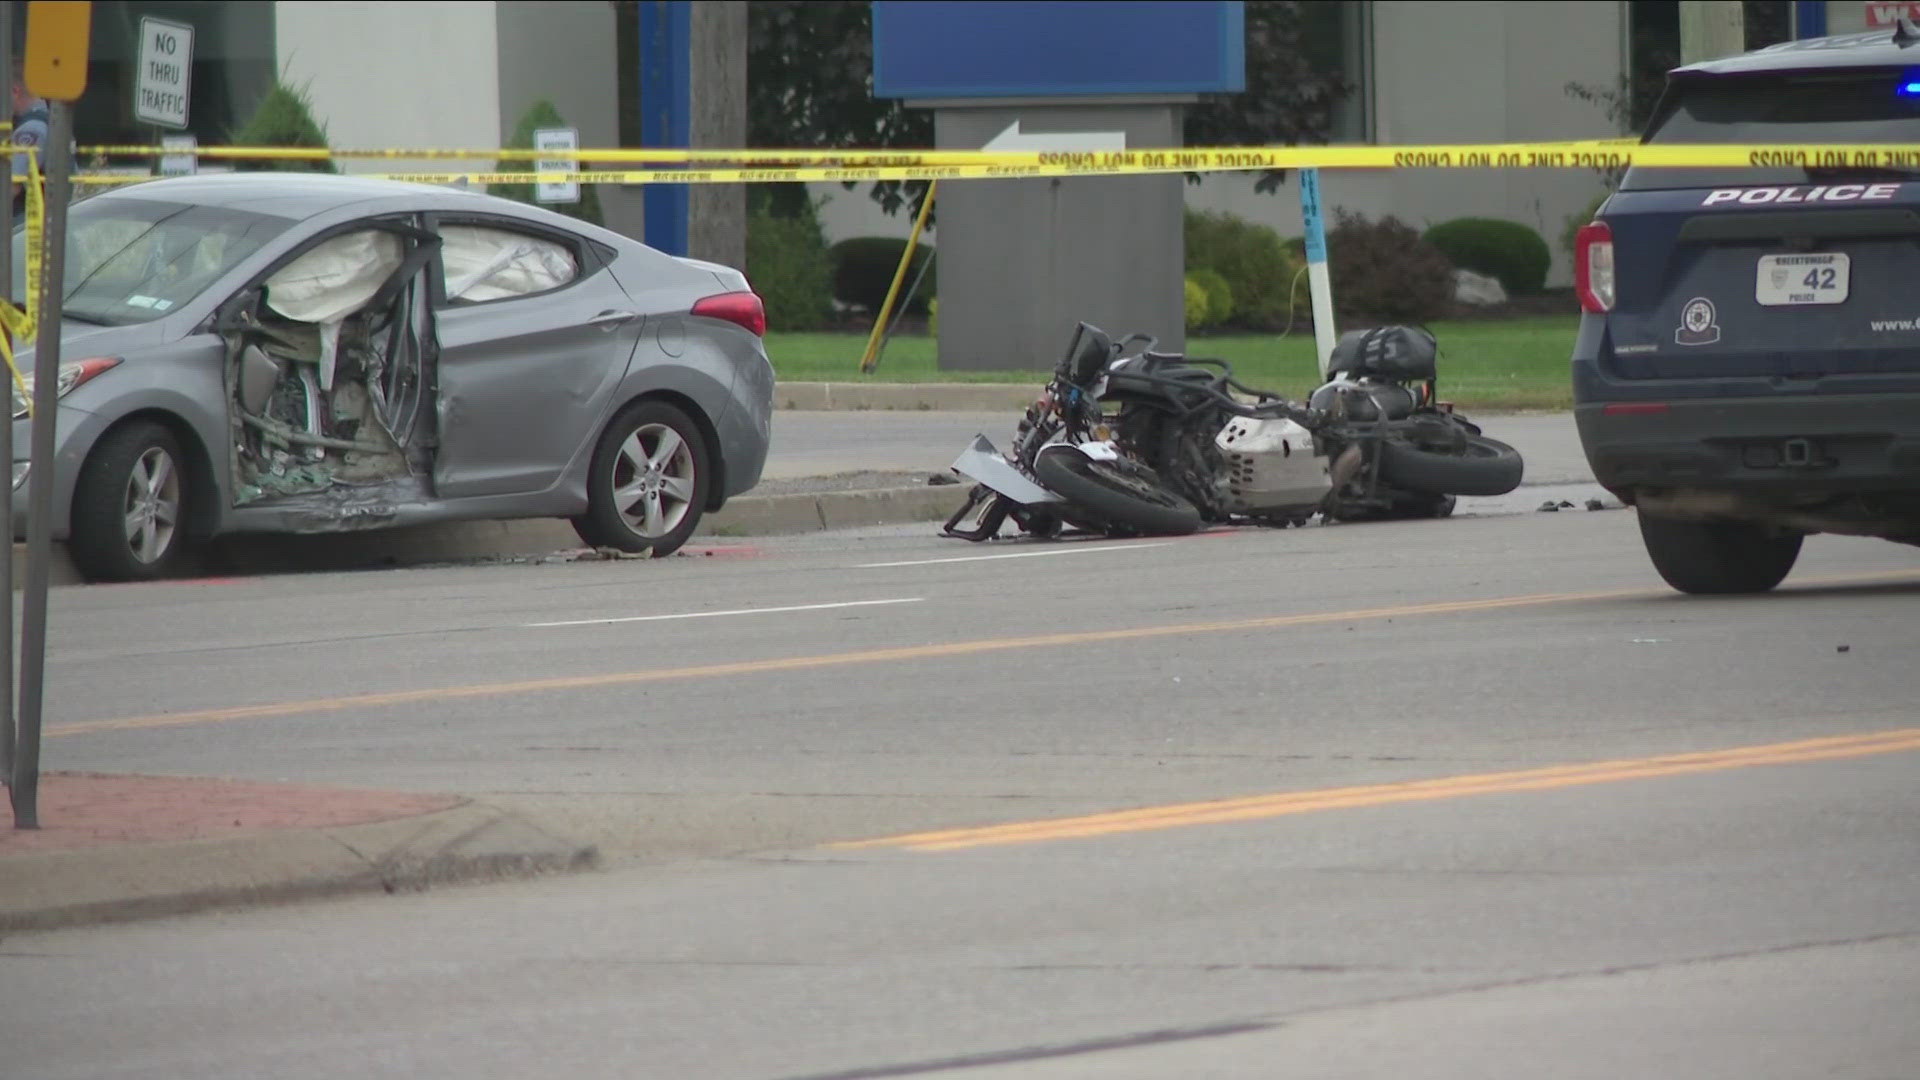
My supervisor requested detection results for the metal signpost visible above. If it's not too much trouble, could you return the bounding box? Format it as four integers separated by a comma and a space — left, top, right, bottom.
10, 0, 89, 829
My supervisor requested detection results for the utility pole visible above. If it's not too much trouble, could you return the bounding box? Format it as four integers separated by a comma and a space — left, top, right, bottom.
1681, 0, 1746, 64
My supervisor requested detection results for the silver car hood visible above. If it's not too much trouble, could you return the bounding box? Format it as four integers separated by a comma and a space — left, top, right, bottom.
9, 319, 174, 367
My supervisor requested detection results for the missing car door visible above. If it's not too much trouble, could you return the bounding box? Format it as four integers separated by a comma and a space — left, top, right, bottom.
221, 223, 443, 524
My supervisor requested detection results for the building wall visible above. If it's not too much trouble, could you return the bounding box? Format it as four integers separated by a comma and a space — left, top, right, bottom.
809, 0, 1627, 290
494, 0, 643, 239
275, 2, 502, 175
1828, 1, 1873, 33
272, 1, 643, 238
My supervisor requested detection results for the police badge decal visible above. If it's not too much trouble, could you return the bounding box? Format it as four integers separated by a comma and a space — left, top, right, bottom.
1675, 296, 1721, 346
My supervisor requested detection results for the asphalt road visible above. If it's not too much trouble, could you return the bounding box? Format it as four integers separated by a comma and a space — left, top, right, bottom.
4, 502, 1918, 1077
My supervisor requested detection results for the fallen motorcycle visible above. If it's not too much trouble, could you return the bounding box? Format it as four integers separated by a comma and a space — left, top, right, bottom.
942, 322, 1524, 541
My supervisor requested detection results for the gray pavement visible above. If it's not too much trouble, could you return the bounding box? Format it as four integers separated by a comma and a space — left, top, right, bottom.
0, 392, 1607, 932
2, 502, 1915, 1075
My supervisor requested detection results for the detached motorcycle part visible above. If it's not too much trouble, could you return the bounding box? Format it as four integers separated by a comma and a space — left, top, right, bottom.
1376, 431, 1524, 497
1032, 445, 1201, 536
944, 484, 1013, 541
943, 483, 1070, 542
950, 434, 1064, 507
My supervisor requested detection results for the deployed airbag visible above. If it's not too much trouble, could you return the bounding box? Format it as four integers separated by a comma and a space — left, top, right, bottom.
264, 230, 406, 324
442, 225, 578, 302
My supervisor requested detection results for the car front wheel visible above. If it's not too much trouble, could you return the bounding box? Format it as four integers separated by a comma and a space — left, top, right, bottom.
572, 400, 712, 557
1637, 512, 1803, 595
69, 420, 191, 583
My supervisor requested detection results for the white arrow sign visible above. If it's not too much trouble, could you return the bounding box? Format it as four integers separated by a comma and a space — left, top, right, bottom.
982, 120, 1127, 153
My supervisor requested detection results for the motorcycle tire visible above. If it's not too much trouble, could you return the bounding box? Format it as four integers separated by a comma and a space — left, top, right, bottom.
1032, 446, 1202, 537
1375, 432, 1523, 497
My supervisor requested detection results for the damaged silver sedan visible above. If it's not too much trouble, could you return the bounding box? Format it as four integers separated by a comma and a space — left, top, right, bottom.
8, 173, 774, 582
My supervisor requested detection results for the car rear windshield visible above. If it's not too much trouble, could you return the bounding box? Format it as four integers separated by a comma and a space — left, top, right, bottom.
1621, 69, 1920, 191
10, 197, 294, 325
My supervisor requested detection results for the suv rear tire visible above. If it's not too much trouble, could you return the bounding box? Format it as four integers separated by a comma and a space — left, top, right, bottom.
1637, 513, 1803, 595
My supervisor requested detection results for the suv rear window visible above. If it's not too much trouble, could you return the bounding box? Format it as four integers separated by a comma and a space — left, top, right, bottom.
1621, 70, 1920, 191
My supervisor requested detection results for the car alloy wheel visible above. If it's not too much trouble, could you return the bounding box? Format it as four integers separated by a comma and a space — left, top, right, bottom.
572, 400, 712, 558
612, 421, 697, 540
69, 420, 193, 582
124, 445, 182, 565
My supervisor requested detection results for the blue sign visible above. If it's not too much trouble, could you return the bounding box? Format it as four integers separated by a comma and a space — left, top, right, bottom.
873, 1, 1245, 100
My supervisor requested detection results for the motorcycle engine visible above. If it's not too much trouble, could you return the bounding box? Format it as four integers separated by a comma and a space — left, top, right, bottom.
1212, 416, 1332, 514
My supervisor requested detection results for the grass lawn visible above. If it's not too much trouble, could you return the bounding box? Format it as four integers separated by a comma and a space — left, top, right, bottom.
767, 315, 1581, 411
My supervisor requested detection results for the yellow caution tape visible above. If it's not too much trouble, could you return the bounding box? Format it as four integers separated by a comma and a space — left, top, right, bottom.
63, 138, 1920, 169
46, 141, 1920, 187
2, 148, 44, 412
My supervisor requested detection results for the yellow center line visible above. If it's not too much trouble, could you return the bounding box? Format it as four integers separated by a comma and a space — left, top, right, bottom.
47, 567, 1920, 738
834, 728, 1920, 851
50, 586, 1645, 738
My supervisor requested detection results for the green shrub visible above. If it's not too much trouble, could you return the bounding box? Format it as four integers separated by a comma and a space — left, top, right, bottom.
1423, 217, 1551, 296
747, 206, 834, 332
1184, 209, 1304, 330
492, 100, 603, 227
1184, 276, 1212, 332
1561, 189, 1612, 259
829, 236, 936, 315
1328, 210, 1455, 324
230, 78, 337, 173
1188, 268, 1233, 327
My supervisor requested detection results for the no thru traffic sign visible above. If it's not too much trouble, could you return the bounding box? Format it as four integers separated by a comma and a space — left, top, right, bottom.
135, 17, 193, 129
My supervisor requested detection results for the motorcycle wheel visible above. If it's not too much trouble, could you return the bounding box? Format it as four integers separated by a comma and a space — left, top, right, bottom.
1032, 446, 1202, 537
1376, 431, 1523, 497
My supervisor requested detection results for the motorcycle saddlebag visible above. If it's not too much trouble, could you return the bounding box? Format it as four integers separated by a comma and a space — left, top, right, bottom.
1326, 325, 1436, 381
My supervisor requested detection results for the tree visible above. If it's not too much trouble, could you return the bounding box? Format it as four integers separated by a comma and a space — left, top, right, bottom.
746, 0, 1352, 215
747, 0, 931, 219
1183, 1, 1355, 193
1569, 0, 1795, 137
230, 76, 338, 174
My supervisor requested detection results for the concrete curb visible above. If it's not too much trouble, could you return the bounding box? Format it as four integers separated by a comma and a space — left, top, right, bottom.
0, 801, 600, 934
705, 482, 968, 537
19, 481, 974, 584
776, 381, 1038, 412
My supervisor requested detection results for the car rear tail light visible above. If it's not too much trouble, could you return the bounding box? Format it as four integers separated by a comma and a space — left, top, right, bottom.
1575, 222, 1615, 313
691, 292, 766, 337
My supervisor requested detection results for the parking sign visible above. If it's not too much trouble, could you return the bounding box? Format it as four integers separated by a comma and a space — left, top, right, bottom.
533, 128, 580, 204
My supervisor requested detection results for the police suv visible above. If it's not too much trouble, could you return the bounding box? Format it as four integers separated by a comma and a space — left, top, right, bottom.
1572, 24, 1920, 593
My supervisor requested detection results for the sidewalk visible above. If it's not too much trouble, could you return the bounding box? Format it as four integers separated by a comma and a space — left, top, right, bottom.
0, 773, 596, 933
